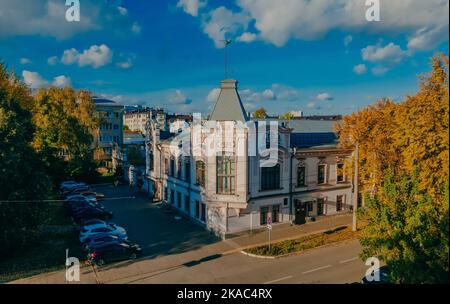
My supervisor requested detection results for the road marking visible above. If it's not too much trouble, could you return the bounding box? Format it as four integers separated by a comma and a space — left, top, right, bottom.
302, 265, 332, 274
264, 275, 293, 284
339, 257, 359, 264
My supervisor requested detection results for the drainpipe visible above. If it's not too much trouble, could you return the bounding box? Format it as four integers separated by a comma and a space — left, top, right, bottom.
289, 148, 296, 222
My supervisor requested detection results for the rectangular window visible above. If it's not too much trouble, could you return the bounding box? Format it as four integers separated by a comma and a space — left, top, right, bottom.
260, 207, 269, 225
216, 155, 236, 194
195, 161, 205, 187
317, 198, 324, 215
164, 187, 168, 201
318, 164, 326, 184
337, 163, 345, 183
283, 198, 288, 206
261, 164, 281, 191
336, 195, 343, 212
170, 159, 175, 177
307, 202, 313, 214
170, 190, 174, 204
177, 192, 181, 208
164, 158, 169, 175
272, 205, 280, 223
195, 201, 200, 218
201, 203, 206, 222
297, 166, 306, 187
177, 158, 182, 179
185, 195, 190, 214
185, 159, 191, 183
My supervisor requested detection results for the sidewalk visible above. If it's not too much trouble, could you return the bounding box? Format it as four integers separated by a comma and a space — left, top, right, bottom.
12, 213, 352, 284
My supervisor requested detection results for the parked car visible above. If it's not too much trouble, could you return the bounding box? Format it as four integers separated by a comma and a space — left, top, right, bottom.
73, 219, 109, 233
88, 242, 142, 266
62, 185, 91, 197
79, 223, 126, 243
361, 266, 390, 284
72, 207, 113, 223
69, 202, 106, 216
60, 181, 87, 192
83, 234, 129, 251
78, 191, 105, 201
66, 194, 97, 204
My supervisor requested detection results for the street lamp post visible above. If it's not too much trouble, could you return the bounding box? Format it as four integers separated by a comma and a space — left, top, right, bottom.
352, 142, 359, 232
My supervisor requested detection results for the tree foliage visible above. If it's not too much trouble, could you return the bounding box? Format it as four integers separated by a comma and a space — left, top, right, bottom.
280, 112, 295, 120
0, 63, 51, 256
337, 54, 449, 283
253, 107, 267, 118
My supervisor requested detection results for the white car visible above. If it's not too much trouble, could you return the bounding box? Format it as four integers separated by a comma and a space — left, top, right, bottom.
79, 223, 127, 243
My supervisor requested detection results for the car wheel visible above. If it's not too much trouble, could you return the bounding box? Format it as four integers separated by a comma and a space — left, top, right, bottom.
130, 253, 137, 259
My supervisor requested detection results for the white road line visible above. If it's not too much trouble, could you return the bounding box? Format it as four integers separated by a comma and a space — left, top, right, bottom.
264, 275, 294, 284
302, 265, 332, 274
339, 257, 359, 264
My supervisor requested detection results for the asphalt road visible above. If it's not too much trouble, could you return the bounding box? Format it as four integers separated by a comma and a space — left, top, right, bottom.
111, 239, 365, 284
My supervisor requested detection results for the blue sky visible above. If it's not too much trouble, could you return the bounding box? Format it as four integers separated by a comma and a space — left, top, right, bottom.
0, 0, 448, 115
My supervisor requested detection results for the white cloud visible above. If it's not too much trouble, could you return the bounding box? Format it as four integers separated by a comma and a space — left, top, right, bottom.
362, 42, 407, 65
344, 35, 353, 47
206, 88, 221, 102
20, 58, 31, 65
131, 22, 141, 34
0, 0, 138, 39
52, 75, 72, 87
116, 54, 135, 69
117, 6, 128, 16
202, 6, 251, 48
316, 92, 333, 101
238, 32, 257, 43
177, 0, 207, 17
307, 101, 317, 109
61, 44, 113, 69
190, 0, 448, 50
262, 89, 276, 100
168, 90, 192, 105
371, 65, 389, 76
22, 71, 48, 89
47, 56, 58, 65
353, 64, 367, 75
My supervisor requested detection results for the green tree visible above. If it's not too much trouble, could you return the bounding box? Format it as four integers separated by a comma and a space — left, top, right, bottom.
253, 107, 267, 119
280, 112, 295, 120
0, 63, 51, 256
360, 169, 449, 283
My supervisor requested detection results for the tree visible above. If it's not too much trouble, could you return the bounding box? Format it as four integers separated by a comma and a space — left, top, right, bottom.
280, 112, 295, 120
337, 54, 449, 283
253, 107, 267, 119
0, 63, 51, 256
31, 87, 99, 184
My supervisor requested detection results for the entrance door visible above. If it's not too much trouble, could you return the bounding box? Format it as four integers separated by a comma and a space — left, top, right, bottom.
294, 200, 306, 225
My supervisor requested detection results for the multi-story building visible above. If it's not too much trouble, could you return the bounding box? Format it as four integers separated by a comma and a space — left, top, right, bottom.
93, 97, 124, 170
123, 108, 152, 134
145, 79, 354, 238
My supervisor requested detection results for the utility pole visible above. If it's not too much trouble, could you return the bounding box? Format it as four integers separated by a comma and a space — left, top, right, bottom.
352, 142, 359, 232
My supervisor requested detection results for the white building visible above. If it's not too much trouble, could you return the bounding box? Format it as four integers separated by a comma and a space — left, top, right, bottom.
123, 108, 152, 134
146, 79, 354, 239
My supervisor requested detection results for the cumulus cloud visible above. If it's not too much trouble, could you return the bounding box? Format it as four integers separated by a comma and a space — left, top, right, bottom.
0, 0, 138, 39
22, 71, 49, 89
316, 92, 333, 101
61, 44, 113, 68
262, 89, 276, 100
52, 75, 72, 87
20, 58, 31, 65
167, 90, 192, 105
47, 56, 58, 65
116, 53, 136, 70
238, 32, 258, 43
131, 22, 141, 34
117, 6, 128, 16
177, 0, 207, 17
362, 42, 407, 65
353, 64, 367, 75
202, 6, 251, 48
206, 88, 221, 102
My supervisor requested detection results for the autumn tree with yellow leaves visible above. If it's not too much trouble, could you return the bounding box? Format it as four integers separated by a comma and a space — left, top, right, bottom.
336, 54, 449, 283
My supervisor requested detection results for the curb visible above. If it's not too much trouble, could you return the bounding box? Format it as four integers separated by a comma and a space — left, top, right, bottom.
240, 251, 277, 259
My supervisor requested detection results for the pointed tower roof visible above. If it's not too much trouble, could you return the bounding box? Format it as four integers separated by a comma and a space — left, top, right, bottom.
209, 79, 248, 122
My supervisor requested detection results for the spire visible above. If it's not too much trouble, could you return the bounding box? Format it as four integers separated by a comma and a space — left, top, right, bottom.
209, 79, 248, 122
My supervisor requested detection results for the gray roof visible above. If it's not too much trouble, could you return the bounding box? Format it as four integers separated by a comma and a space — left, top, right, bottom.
209, 79, 248, 122
287, 119, 341, 133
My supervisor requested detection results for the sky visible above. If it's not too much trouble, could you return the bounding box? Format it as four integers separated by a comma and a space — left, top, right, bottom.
0, 0, 448, 116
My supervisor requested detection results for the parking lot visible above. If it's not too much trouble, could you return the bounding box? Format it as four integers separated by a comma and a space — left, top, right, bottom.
91, 184, 219, 259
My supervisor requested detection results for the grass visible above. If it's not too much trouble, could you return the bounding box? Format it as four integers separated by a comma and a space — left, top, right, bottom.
0, 231, 86, 283
244, 226, 358, 257
0, 204, 85, 283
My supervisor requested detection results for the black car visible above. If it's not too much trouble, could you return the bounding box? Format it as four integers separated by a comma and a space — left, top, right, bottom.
361, 266, 390, 284
72, 207, 113, 223
83, 234, 130, 251
88, 243, 142, 266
